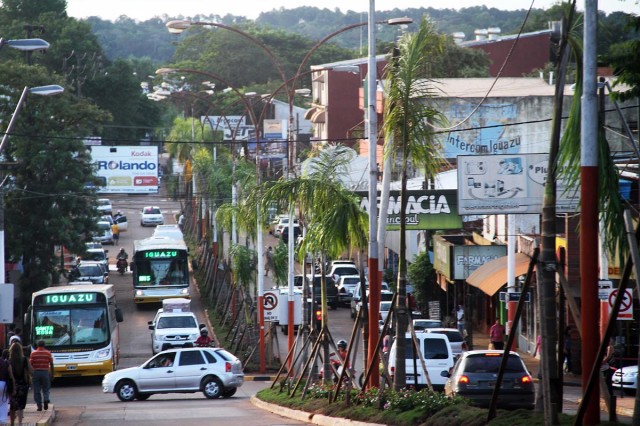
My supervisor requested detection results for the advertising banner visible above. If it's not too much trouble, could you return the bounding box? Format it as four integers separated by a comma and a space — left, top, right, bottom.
263, 119, 286, 140
201, 115, 245, 131
457, 153, 580, 215
357, 189, 463, 230
91, 146, 158, 194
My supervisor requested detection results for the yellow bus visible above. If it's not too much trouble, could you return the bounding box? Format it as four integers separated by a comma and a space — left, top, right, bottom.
27, 284, 123, 378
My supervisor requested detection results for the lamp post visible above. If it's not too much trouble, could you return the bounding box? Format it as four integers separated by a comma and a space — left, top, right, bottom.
0, 84, 64, 316
165, 17, 412, 377
0, 37, 49, 52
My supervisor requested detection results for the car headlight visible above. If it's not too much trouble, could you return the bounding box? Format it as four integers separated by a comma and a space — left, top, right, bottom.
135, 290, 144, 296
188, 334, 198, 340
95, 348, 111, 360
180, 288, 190, 295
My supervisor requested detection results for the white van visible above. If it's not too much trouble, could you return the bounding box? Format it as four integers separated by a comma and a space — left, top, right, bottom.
388, 332, 455, 390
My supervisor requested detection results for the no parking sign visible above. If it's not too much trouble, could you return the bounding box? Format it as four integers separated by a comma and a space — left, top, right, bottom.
607, 288, 634, 320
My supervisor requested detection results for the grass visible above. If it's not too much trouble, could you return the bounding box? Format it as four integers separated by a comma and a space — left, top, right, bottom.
255, 385, 628, 426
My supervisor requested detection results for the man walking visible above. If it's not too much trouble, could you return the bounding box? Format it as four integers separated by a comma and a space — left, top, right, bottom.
265, 246, 274, 277
111, 221, 120, 245
30, 340, 54, 411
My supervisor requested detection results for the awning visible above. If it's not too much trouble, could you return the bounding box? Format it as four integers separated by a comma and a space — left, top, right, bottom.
304, 107, 317, 120
310, 109, 326, 123
466, 253, 534, 296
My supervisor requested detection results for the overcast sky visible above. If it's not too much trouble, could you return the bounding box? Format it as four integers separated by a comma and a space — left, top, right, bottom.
67, 0, 638, 22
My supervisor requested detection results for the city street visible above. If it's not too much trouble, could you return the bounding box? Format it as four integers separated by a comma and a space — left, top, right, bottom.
41, 193, 307, 425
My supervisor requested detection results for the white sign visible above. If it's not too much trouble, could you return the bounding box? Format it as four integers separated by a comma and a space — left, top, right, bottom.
598, 280, 613, 300
90, 146, 158, 194
201, 115, 245, 131
0, 284, 14, 323
607, 288, 634, 320
263, 291, 280, 322
457, 154, 580, 215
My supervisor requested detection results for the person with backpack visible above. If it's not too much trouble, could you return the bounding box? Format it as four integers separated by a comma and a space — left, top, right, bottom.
0, 348, 14, 424
9, 341, 32, 426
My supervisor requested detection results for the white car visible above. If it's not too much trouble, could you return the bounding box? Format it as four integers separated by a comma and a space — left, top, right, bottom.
613, 364, 638, 393
274, 216, 298, 237
141, 206, 164, 226
83, 247, 109, 271
92, 221, 114, 245
336, 275, 361, 305
424, 328, 468, 357
102, 347, 244, 401
96, 198, 113, 216
148, 309, 204, 354
153, 224, 184, 241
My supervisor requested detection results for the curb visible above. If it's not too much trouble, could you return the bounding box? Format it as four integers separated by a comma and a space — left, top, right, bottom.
251, 396, 383, 426
245, 375, 277, 382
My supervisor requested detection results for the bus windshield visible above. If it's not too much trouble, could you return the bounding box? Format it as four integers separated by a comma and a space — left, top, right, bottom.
33, 307, 109, 347
134, 258, 189, 287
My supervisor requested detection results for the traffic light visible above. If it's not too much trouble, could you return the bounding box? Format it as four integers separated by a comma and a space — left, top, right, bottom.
314, 305, 322, 331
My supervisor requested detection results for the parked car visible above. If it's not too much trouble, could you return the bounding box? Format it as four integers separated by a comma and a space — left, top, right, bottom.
336, 275, 362, 306
328, 261, 359, 283
68, 261, 109, 284
140, 206, 164, 226
274, 216, 298, 237
613, 364, 638, 394
93, 220, 114, 245
280, 224, 302, 244
148, 308, 205, 354
96, 198, 113, 216
306, 274, 339, 310
424, 328, 468, 357
413, 319, 444, 331
269, 214, 287, 234
102, 347, 244, 401
83, 247, 109, 271
388, 331, 455, 390
350, 286, 393, 319
443, 350, 535, 409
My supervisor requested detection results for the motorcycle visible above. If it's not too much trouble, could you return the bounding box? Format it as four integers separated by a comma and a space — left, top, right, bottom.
116, 258, 128, 275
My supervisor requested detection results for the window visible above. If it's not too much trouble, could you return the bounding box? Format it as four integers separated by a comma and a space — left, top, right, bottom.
179, 350, 205, 366
203, 350, 217, 364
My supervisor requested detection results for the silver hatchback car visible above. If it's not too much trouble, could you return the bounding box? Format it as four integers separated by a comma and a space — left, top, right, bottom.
102, 347, 244, 401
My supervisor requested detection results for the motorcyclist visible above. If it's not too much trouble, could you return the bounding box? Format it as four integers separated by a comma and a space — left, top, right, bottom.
195, 328, 213, 347
116, 248, 128, 260
113, 210, 123, 219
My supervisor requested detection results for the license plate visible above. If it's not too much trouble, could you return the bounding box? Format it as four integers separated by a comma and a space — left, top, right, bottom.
66, 365, 77, 370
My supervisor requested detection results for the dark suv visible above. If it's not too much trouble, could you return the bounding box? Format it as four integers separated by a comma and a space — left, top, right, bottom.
305, 274, 339, 310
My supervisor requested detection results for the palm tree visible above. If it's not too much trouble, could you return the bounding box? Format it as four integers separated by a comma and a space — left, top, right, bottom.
259, 146, 368, 383
382, 17, 447, 391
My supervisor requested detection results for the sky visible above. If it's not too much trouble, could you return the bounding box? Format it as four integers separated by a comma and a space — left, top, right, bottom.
66, 0, 638, 22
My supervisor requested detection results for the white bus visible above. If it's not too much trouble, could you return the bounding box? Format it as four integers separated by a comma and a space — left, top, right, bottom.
132, 236, 190, 304
27, 284, 124, 378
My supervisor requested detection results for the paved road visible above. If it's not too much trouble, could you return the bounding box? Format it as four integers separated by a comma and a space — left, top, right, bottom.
46, 193, 307, 425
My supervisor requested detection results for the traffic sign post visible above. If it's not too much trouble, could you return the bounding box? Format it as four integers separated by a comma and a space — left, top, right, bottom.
607, 288, 633, 320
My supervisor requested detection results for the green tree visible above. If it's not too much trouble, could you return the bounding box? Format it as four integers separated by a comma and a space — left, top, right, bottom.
0, 61, 109, 307
382, 17, 446, 391
259, 146, 368, 383
606, 15, 640, 102
407, 250, 435, 313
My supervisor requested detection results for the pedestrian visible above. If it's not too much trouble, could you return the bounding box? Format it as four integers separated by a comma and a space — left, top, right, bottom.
601, 337, 616, 396
111, 222, 120, 244
489, 319, 506, 350
8, 328, 22, 346
456, 305, 465, 334
29, 340, 54, 411
178, 212, 185, 231
265, 246, 274, 277
564, 326, 573, 374
9, 341, 32, 426
0, 347, 13, 425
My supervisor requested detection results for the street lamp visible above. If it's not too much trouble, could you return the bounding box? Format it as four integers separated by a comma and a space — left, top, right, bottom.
0, 38, 49, 51
0, 83, 64, 304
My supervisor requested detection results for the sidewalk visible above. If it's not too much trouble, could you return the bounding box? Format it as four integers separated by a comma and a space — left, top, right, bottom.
18, 403, 55, 426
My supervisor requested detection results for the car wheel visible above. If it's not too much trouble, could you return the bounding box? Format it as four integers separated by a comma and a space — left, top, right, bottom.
116, 380, 137, 402
136, 393, 151, 401
221, 388, 237, 398
202, 377, 223, 399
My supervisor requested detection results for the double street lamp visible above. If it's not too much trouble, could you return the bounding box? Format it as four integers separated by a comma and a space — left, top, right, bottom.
164, 16, 411, 379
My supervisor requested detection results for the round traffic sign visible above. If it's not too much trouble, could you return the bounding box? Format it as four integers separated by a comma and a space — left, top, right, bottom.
609, 289, 632, 311
264, 292, 278, 310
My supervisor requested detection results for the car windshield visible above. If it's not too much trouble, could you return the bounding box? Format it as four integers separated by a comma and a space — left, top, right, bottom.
144, 207, 161, 214
414, 320, 443, 330
343, 277, 360, 285
97, 222, 110, 231
463, 354, 526, 373
85, 252, 106, 262
157, 316, 197, 329
97, 200, 110, 206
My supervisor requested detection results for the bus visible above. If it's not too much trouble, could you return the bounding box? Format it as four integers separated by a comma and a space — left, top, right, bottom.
27, 284, 124, 378
132, 236, 190, 304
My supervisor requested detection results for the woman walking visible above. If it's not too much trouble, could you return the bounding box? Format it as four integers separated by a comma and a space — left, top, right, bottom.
0, 348, 12, 425
9, 342, 32, 426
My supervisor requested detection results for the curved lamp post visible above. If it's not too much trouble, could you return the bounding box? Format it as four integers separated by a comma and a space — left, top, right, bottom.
164, 17, 412, 379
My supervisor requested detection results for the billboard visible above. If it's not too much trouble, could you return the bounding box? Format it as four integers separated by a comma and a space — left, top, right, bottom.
201, 115, 245, 131
90, 146, 158, 194
457, 153, 579, 215
357, 189, 463, 230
